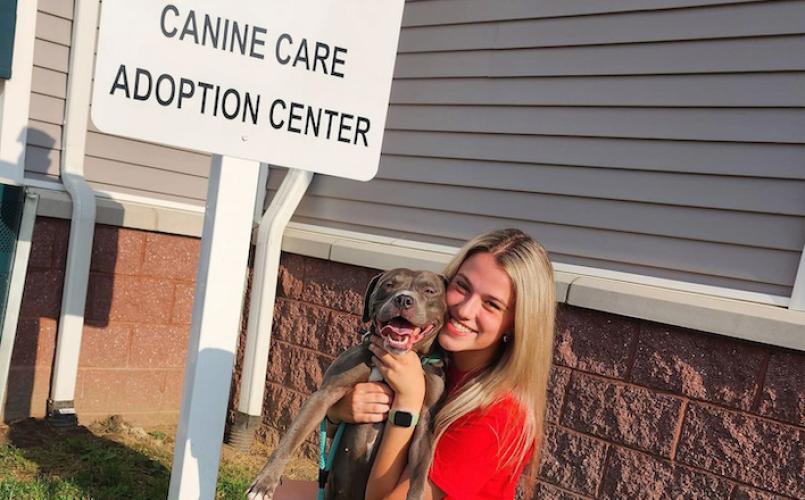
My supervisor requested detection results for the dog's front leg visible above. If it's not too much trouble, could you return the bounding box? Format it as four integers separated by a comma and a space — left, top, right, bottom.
406, 370, 445, 500
247, 385, 350, 500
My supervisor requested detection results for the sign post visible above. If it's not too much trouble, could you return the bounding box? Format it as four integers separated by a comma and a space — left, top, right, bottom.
91, 1, 405, 498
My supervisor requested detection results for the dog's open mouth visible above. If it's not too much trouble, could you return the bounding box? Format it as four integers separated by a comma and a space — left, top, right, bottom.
378, 317, 435, 352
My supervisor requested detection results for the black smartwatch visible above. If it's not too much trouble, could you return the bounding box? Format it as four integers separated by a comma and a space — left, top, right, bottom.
389, 409, 419, 428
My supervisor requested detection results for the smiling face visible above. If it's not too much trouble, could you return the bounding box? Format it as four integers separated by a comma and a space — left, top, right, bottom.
366, 269, 447, 355
438, 252, 516, 371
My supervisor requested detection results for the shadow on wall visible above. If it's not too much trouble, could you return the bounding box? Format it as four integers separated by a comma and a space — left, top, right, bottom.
4, 126, 118, 422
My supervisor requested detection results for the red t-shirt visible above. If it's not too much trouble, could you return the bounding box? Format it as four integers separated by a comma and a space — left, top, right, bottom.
428, 366, 533, 499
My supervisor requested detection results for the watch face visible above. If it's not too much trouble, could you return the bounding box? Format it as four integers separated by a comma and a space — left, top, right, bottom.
393, 411, 413, 427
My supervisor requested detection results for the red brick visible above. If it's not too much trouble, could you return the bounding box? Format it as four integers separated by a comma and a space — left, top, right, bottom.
278, 252, 305, 299
560, 372, 684, 458
537, 425, 607, 496
676, 403, 804, 498
553, 306, 638, 378
4, 367, 52, 420
302, 258, 379, 314
141, 232, 200, 282
106, 275, 175, 324
262, 383, 307, 432
733, 486, 788, 500
529, 482, 586, 500
129, 325, 189, 368
599, 446, 732, 499
10, 318, 56, 367
76, 368, 167, 413
272, 299, 361, 358
545, 366, 571, 424
28, 217, 69, 269
162, 368, 186, 410
266, 340, 332, 394
757, 350, 805, 426
85, 272, 113, 325
171, 283, 195, 325
631, 324, 765, 411
90, 225, 145, 275
78, 323, 130, 368
19, 269, 63, 318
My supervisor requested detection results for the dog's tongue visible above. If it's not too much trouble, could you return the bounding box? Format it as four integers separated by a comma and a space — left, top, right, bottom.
381, 317, 416, 338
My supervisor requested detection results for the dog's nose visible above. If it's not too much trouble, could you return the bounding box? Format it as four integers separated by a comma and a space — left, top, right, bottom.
394, 294, 414, 309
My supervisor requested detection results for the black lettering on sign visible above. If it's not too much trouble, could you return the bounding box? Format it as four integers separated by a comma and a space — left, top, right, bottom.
160, 4, 179, 38
133, 68, 152, 101
332, 47, 347, 78
354, 117, 370, 146
305, 106, 322, 136
250, 26, 267, 60
269, 99, 286, 129
293, 39, 310, 70
221, 89, 240, 119
288, 101, 304, 133
312, 42, 330, 75
180, 10, 199, 44
202, 15, 220, 47
198, 82, 214, 113
109, 64, 130, 97
155, 74, 176, 106
178, 78, 195, 109
338, 113, 354, 143
276, 33, 292, 64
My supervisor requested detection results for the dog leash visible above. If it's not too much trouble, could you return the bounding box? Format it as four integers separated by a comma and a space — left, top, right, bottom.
316, 352, 442, 499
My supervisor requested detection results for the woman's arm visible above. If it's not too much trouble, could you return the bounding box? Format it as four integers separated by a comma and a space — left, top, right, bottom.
364, 337, 426, 500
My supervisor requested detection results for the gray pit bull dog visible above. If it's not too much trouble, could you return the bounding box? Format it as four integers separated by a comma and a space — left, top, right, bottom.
247, 268, 448, 500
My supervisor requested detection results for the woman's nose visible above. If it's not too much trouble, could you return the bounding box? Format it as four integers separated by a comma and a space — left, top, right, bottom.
454, 294, 480, 319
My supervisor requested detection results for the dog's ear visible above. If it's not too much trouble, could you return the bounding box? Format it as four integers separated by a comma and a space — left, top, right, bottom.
438, 274, 450, 290
362, 273, 383, 323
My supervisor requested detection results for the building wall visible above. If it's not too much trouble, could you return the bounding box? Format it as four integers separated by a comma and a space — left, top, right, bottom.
249, 252, 804, 499
5, 217, 196, 426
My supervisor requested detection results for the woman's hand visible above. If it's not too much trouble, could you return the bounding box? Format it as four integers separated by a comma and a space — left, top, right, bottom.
369, 336, 426, 409
327, 382, 394, 424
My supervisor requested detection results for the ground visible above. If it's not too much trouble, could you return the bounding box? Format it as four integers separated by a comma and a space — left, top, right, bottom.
0, 416, 317, 499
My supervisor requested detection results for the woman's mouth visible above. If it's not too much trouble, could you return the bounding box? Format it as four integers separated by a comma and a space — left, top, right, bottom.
445, 317, 476, 336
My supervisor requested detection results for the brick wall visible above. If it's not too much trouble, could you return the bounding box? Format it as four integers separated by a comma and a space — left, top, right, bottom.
255, 253, 804, 499
5, 217, 197, 426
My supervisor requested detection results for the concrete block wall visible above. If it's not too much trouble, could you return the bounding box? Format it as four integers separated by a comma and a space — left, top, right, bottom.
256, 253, 805, 499
5, 217, 197, 425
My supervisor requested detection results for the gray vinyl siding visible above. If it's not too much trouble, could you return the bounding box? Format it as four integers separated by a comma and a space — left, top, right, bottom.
24, 0, 212, 202
23, 0, 805, 297
269, 0, 805, 298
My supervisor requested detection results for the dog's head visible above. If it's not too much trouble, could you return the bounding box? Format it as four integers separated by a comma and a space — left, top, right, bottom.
362, 268, 447, 355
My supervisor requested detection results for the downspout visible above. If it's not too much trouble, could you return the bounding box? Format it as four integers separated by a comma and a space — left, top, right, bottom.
47, 0, 100, 427
228, 168, 313, 449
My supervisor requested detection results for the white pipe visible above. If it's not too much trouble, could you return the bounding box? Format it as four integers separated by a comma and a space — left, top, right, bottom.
49, 0, 99, 412
238, 168, 313, 416
0, 191, 39, 410
0, 0, 38, 185
789, 245, 805, 311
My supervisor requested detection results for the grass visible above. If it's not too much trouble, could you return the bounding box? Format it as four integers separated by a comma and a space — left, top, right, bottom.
0, 416, 317, 499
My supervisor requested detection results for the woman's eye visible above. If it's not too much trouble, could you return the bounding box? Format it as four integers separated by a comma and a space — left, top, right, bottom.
486, 301, 501, 311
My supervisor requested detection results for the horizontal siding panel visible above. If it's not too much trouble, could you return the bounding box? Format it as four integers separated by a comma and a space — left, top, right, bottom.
31, 66, 67, 99
84, 157, 208, 202
386, 105, 805, 143
87, 181, 206, 208
269, 176, 804, 251
35, 11, 72, 46
24, 145, 60, 176
85, 131, 211, 177
33, 38, 69, 73
376, 156, 805, 216
381, 131, 805, 179
401, 0, 762, 27
394, 36, 805, 78
27, 119, 63, 150
399, 1, 805, 52
284, 194, 798, 287
29, 93, 65, 125
38, 0, 74, 20
389, 74, 805, 107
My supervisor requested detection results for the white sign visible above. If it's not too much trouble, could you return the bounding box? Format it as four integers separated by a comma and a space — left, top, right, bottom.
91, 0, 405, 181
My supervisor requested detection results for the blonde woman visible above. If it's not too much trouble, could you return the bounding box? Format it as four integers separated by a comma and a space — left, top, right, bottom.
329, 228, 556, 500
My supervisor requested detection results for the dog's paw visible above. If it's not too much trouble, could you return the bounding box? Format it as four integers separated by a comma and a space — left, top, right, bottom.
245, 474, 280, 500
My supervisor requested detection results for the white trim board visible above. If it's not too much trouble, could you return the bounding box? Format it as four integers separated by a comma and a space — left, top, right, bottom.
30, 186, 804, 351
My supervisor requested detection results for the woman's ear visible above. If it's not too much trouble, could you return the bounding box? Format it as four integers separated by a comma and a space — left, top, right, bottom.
361, 273, 383, 323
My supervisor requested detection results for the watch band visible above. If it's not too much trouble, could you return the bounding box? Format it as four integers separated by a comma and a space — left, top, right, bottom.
389, 409, 419, 428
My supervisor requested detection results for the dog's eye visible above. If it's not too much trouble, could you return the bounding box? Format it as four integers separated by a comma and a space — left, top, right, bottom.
383, 281, 394, 289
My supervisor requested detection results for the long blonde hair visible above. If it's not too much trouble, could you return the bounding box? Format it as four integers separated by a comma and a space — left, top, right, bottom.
433, 228, 556, 485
